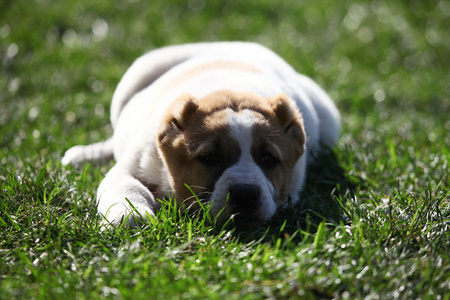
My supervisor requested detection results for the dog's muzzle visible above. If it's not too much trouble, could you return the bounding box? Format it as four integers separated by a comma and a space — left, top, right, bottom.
229, 184, 262, 220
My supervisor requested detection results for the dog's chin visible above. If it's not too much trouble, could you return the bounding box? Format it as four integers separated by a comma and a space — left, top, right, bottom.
209, 205, 273, 228
189, 205, 269, 228
227, 213, 270, 230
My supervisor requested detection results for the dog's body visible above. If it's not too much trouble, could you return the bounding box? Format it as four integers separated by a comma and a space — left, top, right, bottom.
62, 42, 340, 227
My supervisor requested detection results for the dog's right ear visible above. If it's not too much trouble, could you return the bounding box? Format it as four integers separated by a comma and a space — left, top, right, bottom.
169, 94, 199, 132
158, 94, 198, 146
158, 94, 199, 171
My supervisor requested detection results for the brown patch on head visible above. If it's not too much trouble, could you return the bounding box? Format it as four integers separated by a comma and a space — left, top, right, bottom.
157, 90, 306, 213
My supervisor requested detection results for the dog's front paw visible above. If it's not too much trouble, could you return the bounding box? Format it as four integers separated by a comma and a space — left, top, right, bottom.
100, 203, 156, 229
125, 205, 156, 228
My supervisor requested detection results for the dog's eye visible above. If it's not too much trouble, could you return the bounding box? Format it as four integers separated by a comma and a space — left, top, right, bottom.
260, 153, 279, 169
197, 153, 220, 166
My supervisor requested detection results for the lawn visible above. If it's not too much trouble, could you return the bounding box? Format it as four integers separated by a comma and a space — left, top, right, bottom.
1, 0, 449, 298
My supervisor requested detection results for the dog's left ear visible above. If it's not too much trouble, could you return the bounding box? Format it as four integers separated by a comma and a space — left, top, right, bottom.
271, 94, 306, 149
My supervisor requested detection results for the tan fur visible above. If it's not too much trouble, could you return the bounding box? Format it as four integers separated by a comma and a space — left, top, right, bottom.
155, 61, 263, 101
166, 60, 262, 89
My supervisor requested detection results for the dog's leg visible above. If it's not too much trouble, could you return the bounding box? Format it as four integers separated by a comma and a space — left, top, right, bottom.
96, 165, 160, 228
62, 138, 114, 166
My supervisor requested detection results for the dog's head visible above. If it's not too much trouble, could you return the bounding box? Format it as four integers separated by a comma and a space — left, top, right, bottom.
157, 90, 305, 223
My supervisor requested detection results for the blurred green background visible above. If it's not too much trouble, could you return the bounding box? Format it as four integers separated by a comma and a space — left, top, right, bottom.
1, 1, 449, 298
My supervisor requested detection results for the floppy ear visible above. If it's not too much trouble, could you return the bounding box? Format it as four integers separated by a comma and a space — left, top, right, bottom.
168, 94, 199, 132
271, 94, 306, 150
158, 94, 198, 146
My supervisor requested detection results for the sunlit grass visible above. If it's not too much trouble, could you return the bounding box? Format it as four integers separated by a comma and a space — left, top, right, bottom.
1, 0, 449, 298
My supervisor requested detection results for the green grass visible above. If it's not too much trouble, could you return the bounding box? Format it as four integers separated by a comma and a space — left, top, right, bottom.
1, 0, 449, 298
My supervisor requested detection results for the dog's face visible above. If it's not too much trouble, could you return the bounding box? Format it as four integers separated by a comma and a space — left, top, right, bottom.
157, 90, 305, 222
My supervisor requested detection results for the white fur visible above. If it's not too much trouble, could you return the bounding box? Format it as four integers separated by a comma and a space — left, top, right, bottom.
62, 42, 340, 227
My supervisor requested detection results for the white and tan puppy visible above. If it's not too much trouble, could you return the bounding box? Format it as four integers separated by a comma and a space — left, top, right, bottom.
62, 42, 340, 227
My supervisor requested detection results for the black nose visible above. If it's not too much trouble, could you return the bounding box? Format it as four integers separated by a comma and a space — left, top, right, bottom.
229, 184, 261, 218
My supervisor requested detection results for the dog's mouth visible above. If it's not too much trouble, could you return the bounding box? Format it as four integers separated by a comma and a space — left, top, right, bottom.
215, 190, 276, 226
228, 183, 262, 218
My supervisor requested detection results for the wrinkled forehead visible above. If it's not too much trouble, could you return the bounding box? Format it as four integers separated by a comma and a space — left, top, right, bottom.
200, 108, 265, 132
226, 109, 262, 150
189, 108, 269, 153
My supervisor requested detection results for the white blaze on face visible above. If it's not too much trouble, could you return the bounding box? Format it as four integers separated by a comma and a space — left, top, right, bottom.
209, 109, 276, 221
228, 109, 254, 158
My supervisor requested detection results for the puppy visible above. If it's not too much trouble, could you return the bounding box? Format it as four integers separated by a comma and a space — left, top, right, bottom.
62, 42, 340, 227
